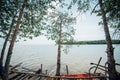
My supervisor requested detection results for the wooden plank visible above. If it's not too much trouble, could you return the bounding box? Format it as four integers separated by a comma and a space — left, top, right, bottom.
18, 74, 30, 80
11, 71, 47, 77
90, 62, 107, 68
24, 75, 33, 80
116, 63, 120, 66
66, 65, 69, 75
29, 76, 39, 80
94, 57, 102, 74
41, 64, 43, 73
9, 73, 20, 79
22, 67, 36, 72
9, 63, 22, 71
9, 71, 107, 80
14, 74, 26, 80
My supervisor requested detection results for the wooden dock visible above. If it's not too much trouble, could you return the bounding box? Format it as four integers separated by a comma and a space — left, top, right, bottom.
1, 57, 111, 80
8, 70, 107, 80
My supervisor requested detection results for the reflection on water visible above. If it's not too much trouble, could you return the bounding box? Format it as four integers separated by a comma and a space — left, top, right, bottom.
0, 44, 120, 74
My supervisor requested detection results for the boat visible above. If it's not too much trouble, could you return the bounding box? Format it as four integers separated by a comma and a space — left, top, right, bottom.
61, 73, 90, 78
60, 73, 106, 80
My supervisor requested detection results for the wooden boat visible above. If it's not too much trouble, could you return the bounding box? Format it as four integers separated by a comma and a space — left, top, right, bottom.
61, 73, 90, 78
60, 73, 106, 80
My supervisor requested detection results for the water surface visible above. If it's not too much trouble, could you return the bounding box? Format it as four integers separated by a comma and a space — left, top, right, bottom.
0, 44, 120, 74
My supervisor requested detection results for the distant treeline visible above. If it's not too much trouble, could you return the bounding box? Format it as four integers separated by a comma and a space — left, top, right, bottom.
62, 40, 120, 45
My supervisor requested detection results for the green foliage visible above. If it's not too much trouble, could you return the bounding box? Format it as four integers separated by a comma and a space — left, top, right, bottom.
17, 0, 58, 40
0, 0, 21, 38
44, 10, 76, 43
68, 0, 119, 38
104, 0, 120, 37
68, 0, 91, 13
91, 0, 120, 39
0, 0, 59, 41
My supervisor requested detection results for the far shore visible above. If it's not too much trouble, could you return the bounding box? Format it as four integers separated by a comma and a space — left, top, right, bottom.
62, 40, 120, 45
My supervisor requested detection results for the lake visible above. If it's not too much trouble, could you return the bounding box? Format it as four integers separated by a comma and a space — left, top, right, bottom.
0, 44, 120, 74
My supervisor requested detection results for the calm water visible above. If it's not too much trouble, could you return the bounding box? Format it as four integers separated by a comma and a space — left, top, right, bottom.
0, 44, 120, 74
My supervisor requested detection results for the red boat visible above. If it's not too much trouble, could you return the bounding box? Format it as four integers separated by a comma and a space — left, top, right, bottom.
61, 73, 105, 80
61, 73, 90, 78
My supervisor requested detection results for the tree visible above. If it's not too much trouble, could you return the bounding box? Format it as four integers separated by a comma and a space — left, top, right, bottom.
45, 10, 76, 79
0, 0, 62, 79
0, 0, 26, 67
0, 0, 22, 38
0, 0, 21, 79
1, 0, 57, 77
0, 16, 15, 66
93, 0, 120, 39
104, 0, 120, 39
17, 0, 55, 40
4, 1, 27, 79
98, 0, 119, 80
56, 19, 62, 79
0, 0, 56, 67
67, 0, 120, 79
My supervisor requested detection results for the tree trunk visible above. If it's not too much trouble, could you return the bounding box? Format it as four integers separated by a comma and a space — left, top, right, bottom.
4, 0, 27, 79
0, 16, 15, 66
98, 0, 118, 80
55, 21, 62, 80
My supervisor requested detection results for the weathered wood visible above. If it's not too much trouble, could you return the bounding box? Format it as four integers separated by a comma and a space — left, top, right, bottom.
24, 75, 33, 80
18, 74, 30, 80
91, 62, 120, 68
45, 69, 48, 75
89, 66, 108, 74
90, 62, 107, 68
9, 73, 20, 79
29, 76, 39, 80
66, 65, 69, 75
94, 57, 102, 75
14, 74, 25, 80
10, 70, 47, 77
41, 64, 43, 73
10, 63, 22, 71
9, 70, 107, 80
115, 63, 120, 66
22, 67, 36, 72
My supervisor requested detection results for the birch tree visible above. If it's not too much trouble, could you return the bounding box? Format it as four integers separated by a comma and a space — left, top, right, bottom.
45, 10, 76, 79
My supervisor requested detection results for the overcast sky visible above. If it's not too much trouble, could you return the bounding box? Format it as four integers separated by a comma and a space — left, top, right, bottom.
0, 1, 107, 45
74, 12, 105, 40
19, 1, 106, 45
4, 11, 116, 45
0, 12, 105, 45
15, 12, 105, 45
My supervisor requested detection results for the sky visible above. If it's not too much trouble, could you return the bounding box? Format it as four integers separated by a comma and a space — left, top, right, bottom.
0, 12, 106, 45
74, 12, 105, 40
18, 1, 106, 45
15, 12, 105, 45
0, 1, 107, 45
